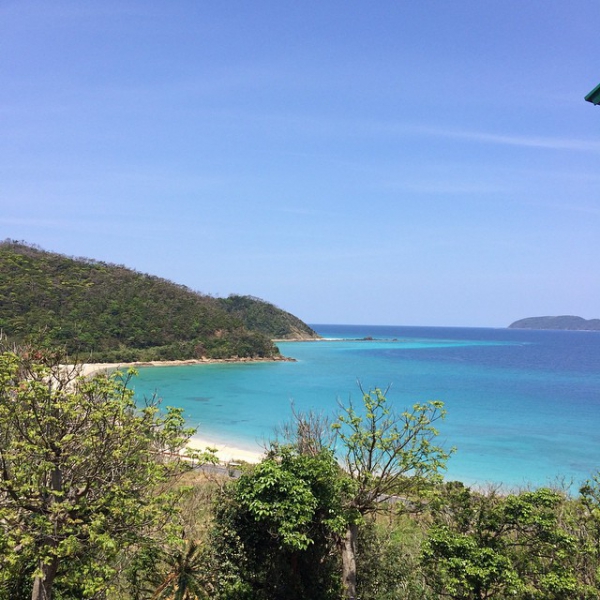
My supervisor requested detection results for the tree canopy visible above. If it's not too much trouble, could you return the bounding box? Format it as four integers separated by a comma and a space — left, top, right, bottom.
0, 345, 209, 600
0, 241, 317, 362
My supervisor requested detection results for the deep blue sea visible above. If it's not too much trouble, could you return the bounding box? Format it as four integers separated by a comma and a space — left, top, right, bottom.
131, 325, 600, 489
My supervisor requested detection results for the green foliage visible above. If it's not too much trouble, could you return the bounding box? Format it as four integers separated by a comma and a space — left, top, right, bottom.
237, 446, 347, 548
206, 446, 345, 600
333, 387, 452, 599
575, 473, 600, 595
422, 482, 589, 600
356, 517, 432, 600
218, 294, 319, 340
333, 387, 452, 517
145, 466, 600, 600
0, 345, 199, 599
0, 241, 309, 361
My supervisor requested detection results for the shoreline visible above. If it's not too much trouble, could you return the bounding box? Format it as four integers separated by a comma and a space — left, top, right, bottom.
72, 355, 295, 378
69, 359, 273, 465
188, 435, 264, 464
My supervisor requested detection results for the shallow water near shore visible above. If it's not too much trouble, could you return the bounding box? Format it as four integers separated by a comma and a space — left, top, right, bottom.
131, 324, 600, 489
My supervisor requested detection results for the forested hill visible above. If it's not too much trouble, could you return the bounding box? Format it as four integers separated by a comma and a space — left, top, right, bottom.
0, 241, 319, 362
508, 315, 600, 331
218, 294, 318, 340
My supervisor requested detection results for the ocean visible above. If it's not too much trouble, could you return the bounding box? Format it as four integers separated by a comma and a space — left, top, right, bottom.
131, 324, 600, 490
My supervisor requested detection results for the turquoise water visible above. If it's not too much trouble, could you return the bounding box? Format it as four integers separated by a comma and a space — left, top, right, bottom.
131, 325, 600, 489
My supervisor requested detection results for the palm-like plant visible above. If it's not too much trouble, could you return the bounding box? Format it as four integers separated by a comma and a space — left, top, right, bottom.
152, 539, 207, 600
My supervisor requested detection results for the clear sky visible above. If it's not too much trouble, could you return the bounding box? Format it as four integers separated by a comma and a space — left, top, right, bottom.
1, 1, 599, 327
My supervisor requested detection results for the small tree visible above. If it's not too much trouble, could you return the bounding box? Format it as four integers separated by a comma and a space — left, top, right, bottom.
208, 446, 346, 599
0, 345, 204, 600
333, 387, 451, 599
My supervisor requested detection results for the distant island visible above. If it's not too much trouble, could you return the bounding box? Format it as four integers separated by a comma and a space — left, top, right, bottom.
0, 240, 319, 362
508, 315, 600, 331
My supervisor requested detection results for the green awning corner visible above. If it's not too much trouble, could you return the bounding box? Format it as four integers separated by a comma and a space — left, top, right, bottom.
585, 82, 600, 105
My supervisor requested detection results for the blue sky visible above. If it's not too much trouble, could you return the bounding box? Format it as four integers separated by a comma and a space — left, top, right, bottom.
1, 1, 599, 327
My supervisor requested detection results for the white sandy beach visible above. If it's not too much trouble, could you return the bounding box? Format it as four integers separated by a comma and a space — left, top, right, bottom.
73, 360, 205, 378
70, 359, 266, 465
72, 356, 293, 378
188, 435, 264, 464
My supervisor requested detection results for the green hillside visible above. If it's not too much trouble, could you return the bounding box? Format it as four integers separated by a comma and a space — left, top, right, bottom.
0, 241, 317, 362
508, 315, 600, 331
218, 294, 319, 339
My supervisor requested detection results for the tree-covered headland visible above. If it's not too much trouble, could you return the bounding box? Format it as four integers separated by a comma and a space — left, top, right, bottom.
1, 345, 599, 599
0, 240, 318, 363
